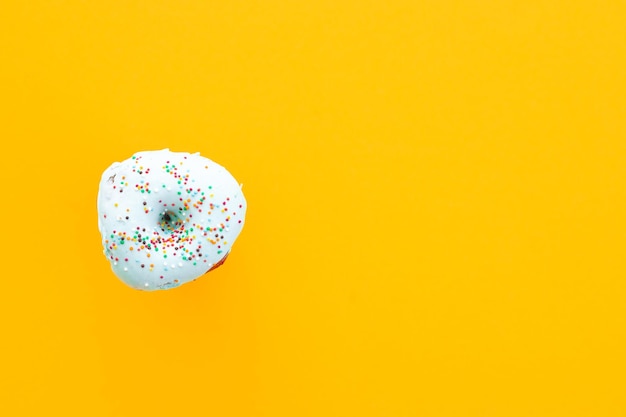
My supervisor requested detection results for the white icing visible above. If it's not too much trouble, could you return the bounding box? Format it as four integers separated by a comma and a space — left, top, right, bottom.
97, 149, 246, 290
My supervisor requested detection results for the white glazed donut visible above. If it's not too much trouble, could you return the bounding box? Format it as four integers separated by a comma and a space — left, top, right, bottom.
97, 149, 246, 290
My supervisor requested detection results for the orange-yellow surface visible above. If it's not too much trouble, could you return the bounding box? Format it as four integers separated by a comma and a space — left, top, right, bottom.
1, 1, 626, 416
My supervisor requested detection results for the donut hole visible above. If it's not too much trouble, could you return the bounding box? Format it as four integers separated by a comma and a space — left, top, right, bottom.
159, 210, 184, 234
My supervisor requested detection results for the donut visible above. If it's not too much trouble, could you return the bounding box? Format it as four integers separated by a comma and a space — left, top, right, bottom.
97, 149, 246, 290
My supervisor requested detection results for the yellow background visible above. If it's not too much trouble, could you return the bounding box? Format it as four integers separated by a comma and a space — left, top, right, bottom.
1, 1, 625, 416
